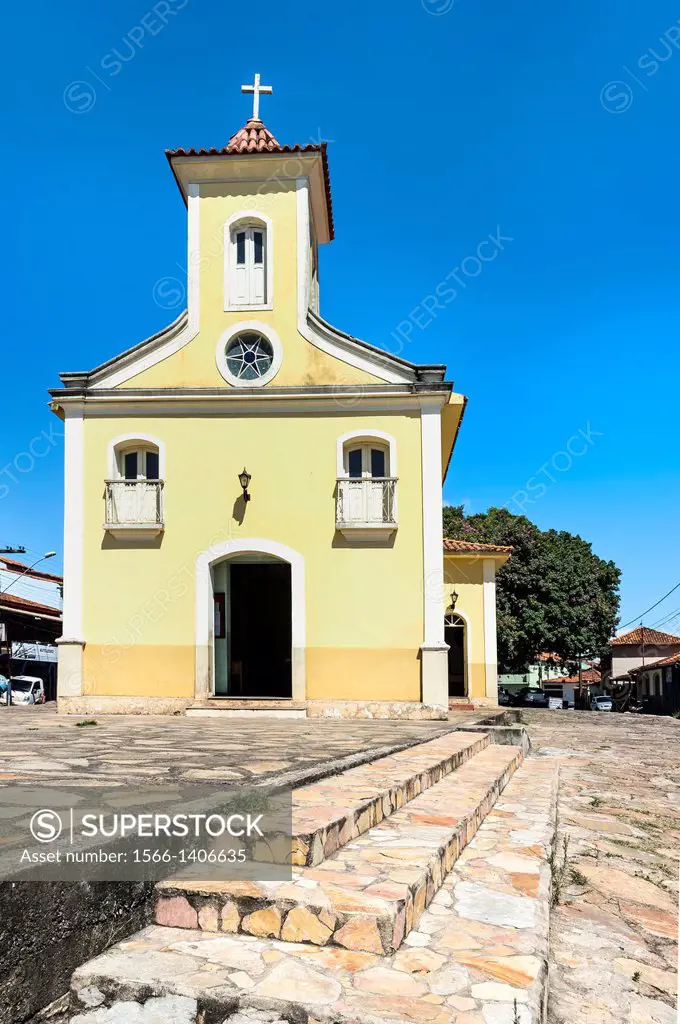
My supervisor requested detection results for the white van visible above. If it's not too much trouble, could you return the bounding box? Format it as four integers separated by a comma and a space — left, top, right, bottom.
1, 676, 46, 706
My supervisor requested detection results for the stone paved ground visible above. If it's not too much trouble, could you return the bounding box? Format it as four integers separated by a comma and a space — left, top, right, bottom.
520, 710, 679, 1024
0, 706, 492, 788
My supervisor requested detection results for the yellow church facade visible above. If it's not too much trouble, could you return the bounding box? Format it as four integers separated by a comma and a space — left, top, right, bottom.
50, 80, 509, 718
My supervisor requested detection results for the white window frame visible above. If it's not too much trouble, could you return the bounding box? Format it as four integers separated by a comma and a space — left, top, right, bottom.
117, 448, 159, 481
343, 443, 389, 478
224, 211, 273, 312
107, 433, 166, 480
215, 321, 283, 388
336, 429, 398, 480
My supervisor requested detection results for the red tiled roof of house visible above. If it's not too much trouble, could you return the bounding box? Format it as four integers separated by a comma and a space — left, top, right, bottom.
631, 650, 680, 672
443, 539, 514, 554
0, 591, 62, 618
611, 626, 680, 646
0, 556, 62, 585
549, 668, 601, 685
165, 119, 335, 239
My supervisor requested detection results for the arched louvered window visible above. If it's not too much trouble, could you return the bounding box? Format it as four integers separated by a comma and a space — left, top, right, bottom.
230, 224, 266, 306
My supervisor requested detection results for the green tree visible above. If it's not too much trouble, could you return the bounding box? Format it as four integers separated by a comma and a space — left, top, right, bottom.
443, 506, 621, 672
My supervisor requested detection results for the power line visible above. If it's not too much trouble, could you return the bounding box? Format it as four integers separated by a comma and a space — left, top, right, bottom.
651, 604, 680, 629
619, 581, 680, 630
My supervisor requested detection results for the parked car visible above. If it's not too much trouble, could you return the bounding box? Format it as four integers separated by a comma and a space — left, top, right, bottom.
519, 688, 550, 709
590, 695, 613, 712
0, 676, 45, 706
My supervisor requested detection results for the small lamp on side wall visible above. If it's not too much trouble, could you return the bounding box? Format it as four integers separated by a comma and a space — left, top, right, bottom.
238, 468, 252, 503
448, 588, 459, 611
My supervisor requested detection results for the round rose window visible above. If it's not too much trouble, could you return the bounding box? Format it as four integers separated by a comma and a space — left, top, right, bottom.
225, 332, 274, 382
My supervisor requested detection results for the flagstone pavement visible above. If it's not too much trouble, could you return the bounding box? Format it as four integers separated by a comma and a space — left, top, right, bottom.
18, 709, 680, 1024
521, 710, 679, 1024
0, 707, 494, 789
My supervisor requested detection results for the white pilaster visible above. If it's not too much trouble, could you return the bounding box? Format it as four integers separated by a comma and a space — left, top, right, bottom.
58, 406, 85, 698
483, 558, 499, 703
420, 400, 448, 707
296, 177, 311, 320
187, 182, 200, 334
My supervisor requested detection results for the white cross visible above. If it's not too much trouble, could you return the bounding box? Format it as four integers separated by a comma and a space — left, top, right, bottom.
241, 73, 273, 122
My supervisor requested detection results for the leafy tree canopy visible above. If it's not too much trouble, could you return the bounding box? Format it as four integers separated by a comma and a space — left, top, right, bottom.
443, 505, 621, 673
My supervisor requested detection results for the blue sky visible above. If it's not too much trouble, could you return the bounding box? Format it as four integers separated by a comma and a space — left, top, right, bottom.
4, 0, 680, 630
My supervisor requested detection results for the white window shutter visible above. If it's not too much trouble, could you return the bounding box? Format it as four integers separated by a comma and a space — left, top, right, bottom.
229, 225, 267, 306
250, 229, 265, 304
251, 264, 265, 304
232, 262, 248, 305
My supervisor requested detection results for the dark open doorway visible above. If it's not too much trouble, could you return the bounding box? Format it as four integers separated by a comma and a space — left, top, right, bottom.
445, 613, 467, 697
227, 562, 292, 698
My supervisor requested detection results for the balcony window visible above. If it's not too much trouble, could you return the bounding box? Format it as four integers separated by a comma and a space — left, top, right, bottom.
104, 442, 164, 538
336, 441, 397, 542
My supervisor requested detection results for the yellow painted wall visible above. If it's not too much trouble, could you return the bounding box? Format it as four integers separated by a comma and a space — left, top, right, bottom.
81, 410, 424, 700
443, 556, 487, 698
121, 180, 381, 390
71, 157, 481, 706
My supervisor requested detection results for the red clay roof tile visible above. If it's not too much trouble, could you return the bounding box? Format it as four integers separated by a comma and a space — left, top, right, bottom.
0, 556, 62, 584
549, 668, 601, 685
443, 539, 513, 554
0, 591, 62, 617
165, 119, 335, 239
631, 650, 680, 671
611, 627, 680, 646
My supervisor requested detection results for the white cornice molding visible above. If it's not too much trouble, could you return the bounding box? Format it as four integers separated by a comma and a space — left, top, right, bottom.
52, 389, 449, 418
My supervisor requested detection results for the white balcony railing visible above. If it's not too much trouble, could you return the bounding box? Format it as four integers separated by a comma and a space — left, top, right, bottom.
104, 480, 164, 535
336, 477, 397, 538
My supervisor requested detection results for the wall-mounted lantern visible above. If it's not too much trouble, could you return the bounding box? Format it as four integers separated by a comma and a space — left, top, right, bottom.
238, 468, 252, 503
449, 588, 459, 611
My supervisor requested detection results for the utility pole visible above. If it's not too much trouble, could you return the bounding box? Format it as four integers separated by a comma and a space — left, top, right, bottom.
640, 621, 646, 704
0, 546, 28, 707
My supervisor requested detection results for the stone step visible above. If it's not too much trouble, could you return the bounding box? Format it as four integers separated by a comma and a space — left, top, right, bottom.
170, 730, 490, 874
69, 755, 556, 1024
288, 729, 491, 866
186, 699, 308, 719
155, 744, 524, 955
448, 698, 477, 711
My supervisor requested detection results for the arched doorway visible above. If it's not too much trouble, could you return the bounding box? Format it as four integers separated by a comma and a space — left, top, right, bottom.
195, 539, 305, 702
213, 554, 291, 698
445, 611, 467, 697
